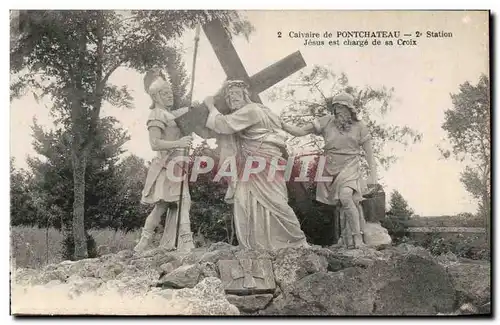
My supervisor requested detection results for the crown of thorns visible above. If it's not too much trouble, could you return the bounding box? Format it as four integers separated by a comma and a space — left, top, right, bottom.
220, 80, 250, 99
223, 80, 248, 90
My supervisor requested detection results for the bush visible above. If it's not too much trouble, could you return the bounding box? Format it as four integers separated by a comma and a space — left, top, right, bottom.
413, 232, 490, 260
189, 168, 232, 244
380, 215, 408, 245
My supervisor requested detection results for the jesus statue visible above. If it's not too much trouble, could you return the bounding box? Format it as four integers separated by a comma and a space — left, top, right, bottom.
203, 80, 309, 251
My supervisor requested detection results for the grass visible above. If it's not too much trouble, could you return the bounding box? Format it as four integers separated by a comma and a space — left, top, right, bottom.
12, 214, 490, 270
11, 224, 210, 270
10, 226, 141, 269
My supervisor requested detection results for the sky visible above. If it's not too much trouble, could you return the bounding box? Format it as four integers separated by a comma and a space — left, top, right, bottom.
9, 10, 489, 217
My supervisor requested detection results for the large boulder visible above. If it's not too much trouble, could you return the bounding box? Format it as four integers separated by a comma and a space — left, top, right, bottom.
157, 264, 201, 289
261, 247, 457, 315
371, 254, 456, 315
263, 269, 375, 315
159, 260, 183, 275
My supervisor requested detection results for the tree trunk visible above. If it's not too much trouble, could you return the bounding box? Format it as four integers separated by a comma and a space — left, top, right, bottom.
72, 149, 88, 260
482, 194, 490, 248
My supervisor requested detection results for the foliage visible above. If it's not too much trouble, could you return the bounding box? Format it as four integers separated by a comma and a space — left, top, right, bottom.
387, 190, 413, 218
109, 154, 150, 232
187, 143, 233, 244
378, 190, 413, 244
440, 74, 490, 236
420, 233, 490, 261
380, 217, 408, 245
25, 117, 131, 228
268, 65, 423, 173
10, 157, 39, 227
441, 74, 490, 163
10, 117, 152, 255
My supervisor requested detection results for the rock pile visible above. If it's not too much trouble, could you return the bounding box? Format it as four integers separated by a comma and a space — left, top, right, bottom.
11, 243, 490, 316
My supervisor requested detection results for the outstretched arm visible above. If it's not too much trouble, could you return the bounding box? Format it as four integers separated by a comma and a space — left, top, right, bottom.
281, 121, 316, 137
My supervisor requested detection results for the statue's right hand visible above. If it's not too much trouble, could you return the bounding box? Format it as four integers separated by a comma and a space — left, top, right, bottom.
177, 135, 193, 148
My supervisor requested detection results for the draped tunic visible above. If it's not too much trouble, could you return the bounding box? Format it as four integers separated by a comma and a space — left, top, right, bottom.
206, 103, 309, 250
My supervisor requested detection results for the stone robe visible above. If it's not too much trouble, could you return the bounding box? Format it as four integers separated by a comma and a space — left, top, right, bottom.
206, 103, 309, 250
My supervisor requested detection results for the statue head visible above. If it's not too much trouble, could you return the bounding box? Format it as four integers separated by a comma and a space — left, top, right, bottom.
329, 92, 360, 122
221, 80, 252, 111
144, 69, 173, 110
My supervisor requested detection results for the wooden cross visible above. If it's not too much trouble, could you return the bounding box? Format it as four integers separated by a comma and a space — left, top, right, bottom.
175, 19, 307, 137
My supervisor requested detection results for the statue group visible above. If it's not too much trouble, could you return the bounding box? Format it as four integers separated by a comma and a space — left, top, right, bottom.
133, 70, 382, 253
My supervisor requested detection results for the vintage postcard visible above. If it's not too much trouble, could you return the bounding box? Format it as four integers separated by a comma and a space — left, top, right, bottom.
9, 9, 490, 316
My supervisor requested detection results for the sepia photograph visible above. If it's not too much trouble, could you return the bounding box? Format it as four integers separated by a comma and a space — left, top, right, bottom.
9, 9, 491, 316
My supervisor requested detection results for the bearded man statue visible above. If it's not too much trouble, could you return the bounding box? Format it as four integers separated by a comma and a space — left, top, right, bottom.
203, 80, 310, 251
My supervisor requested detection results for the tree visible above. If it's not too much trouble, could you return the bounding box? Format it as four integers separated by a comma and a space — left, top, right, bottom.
387, 190, 414, 219
27, 117, 130, 231
379, 190, 413, 244
440, 74, 490, 243
10, 157, 39, 226
10, 10, 253, 259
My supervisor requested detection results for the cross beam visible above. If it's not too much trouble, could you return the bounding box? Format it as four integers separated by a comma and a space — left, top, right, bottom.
175, 19, 307, 136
